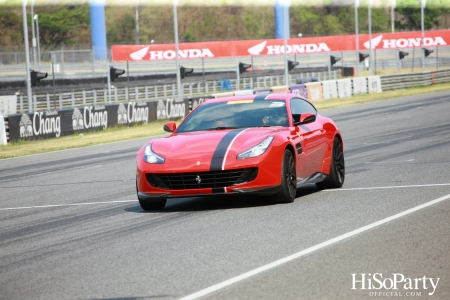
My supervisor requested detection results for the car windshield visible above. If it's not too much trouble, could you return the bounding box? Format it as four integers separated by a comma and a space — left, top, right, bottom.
176, 99, 289, 133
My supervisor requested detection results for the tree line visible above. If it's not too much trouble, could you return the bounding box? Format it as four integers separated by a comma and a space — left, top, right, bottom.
0, 4, 449, 50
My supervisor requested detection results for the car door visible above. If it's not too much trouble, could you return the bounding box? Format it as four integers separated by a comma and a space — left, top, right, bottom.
290, 98, 327, 179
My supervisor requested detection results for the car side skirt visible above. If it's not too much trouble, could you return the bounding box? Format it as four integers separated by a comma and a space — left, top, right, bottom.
296, 172, 327, 188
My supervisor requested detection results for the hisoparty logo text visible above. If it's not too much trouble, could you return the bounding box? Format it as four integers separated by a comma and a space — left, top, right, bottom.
352, 273, 440, 296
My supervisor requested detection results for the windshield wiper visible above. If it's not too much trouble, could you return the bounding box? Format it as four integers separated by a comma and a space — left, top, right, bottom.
208, 126, 238, 130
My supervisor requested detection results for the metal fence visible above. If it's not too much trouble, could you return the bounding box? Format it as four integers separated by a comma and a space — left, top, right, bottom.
15, 70, 339, 113
2, 46, 450, 82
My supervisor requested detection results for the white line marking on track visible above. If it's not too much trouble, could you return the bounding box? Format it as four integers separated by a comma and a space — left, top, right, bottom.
178, 192, 450, 300
365, 159, 415, 164
0, 200, 137, 211
324, 183, 450, 191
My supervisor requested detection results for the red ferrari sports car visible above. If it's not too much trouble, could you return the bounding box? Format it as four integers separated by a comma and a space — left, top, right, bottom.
136, 93, 345, 210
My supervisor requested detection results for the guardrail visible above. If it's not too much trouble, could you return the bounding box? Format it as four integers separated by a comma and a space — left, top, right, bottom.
380, 69, 450, 91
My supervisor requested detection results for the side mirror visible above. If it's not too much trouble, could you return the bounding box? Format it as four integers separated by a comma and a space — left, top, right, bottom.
163, 121, 176, 132
292, 114, 301, 125
300, 113, 316, 124
292, 113, 316, 126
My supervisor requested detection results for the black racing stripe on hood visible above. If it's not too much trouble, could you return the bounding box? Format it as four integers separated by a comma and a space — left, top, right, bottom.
210, 128, 246, 171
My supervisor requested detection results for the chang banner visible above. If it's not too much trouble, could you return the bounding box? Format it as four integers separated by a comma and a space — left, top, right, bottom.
7, 99, 190, 142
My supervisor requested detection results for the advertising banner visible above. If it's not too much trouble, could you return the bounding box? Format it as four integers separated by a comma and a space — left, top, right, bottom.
7, 99, 190, 142
368, 76, 383, 93
189, 96, 212, 111
253, 88, 272, 94
271, 86, 290, 93
154, 98, 190, 121
0, 116, 6, 145
289, 84, 307, 99
352, 77, 368, 95
211, 92, 234, 98
305, 82, 324, 102
337, 79, 352, 98
234, 90, 254, 96
322, 80, 338, 100
0, 95, 17, 117
112, 30, 450, 62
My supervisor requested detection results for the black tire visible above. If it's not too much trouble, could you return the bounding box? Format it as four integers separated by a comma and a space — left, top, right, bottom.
316, 136, 345, 189
139, 198, 167, 211
274, 149, 297, 203
136, 179, 167, 211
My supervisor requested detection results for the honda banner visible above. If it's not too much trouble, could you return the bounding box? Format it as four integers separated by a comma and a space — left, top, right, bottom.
112, 30, 450, 62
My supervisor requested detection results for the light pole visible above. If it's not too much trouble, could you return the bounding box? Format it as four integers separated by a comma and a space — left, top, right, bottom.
31, 0, 36, 68
391, 0, 396, 33
283, 4, 288, 86
368, 0, 373, 76
173, 0, 181, 99
135, 0, 140, 44
355, 0, 360, 77
22, 0, 33, 113
421, 0, 426, 72
34, 14, 41, 71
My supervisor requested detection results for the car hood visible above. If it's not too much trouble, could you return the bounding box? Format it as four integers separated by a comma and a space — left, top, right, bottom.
150, 127, 284, 170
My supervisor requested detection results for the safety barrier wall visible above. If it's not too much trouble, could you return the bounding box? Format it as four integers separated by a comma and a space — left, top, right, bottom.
380, 69, 450, 90
6, 99, 191, 142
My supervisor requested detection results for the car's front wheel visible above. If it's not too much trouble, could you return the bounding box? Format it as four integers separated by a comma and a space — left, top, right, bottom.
274, 149, 297, 203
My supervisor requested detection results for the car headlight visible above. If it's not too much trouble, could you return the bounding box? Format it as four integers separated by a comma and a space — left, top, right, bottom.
237, 136, 274, 159
144, 144, 165, 164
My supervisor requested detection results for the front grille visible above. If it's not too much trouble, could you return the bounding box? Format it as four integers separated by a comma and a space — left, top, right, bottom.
146, 168, 258, 190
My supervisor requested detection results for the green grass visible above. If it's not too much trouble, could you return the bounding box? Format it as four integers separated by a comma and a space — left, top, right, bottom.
2, 81, 450, 159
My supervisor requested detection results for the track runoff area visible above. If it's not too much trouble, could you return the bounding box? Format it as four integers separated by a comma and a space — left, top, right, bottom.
0, 89, 449, 299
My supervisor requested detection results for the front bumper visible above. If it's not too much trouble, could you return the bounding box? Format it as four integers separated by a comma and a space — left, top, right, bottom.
137, 184, 281, 201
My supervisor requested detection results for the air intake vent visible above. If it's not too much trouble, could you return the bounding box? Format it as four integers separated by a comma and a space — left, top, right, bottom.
146, 168, 258, 190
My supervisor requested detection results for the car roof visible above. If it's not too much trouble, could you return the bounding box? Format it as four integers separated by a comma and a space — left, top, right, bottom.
205, 93, 299, 104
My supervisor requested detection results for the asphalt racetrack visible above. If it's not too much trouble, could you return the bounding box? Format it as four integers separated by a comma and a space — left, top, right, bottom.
1, 90, 449, 300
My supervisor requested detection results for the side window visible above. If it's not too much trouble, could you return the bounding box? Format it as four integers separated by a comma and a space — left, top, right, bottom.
300, 99, 317, 115
290, 98, 317, 115
290, 98, 305, 115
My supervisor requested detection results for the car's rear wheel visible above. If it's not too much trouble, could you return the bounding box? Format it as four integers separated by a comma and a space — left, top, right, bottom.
274, 149, 297, 203
136, 179, 167, 211
316, 136, 345, 189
